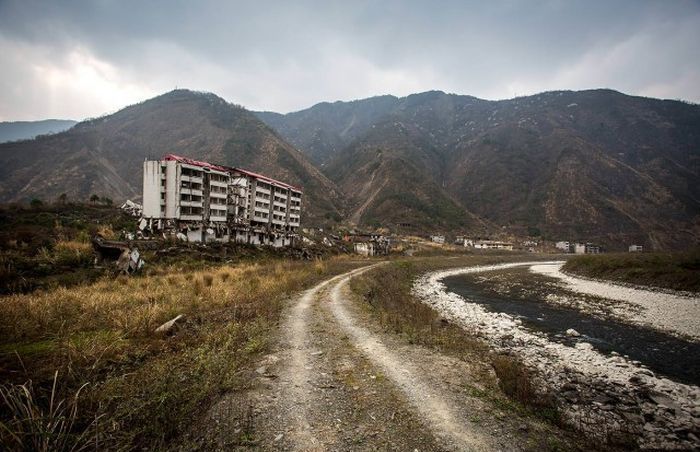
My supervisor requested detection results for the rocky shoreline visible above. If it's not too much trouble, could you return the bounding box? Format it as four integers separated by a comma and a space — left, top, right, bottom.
531, 262, 700, 341
412, 262, 700, 449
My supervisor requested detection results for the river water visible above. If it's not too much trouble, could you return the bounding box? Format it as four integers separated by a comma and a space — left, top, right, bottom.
443, 275, 700, 386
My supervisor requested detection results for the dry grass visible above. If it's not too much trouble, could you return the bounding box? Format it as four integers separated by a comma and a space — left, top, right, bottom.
563, 250, 700, 292
0, 371, 101, 452
0, 257, 363, 449
350, 260, 488, 356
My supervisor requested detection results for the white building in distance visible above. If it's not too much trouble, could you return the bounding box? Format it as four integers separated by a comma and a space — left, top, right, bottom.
574, 243, 601, 254
463, 238, 514, 250
142, 154, 302, 246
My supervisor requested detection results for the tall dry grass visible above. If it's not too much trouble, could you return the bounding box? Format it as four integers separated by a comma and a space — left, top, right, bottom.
0, 257, 362, 449
0, 371, 101, 452
1, 261, 314, 343
563, 250, 700, 292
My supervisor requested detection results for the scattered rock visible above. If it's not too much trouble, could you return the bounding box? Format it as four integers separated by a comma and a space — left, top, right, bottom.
566, 328, 581, 337
155, 314, 185, 335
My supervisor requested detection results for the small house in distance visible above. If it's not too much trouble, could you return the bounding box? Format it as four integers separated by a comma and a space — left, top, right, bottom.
629, 244, 644, 252
343, 233, 391, 256
430, 235, 445, 244
463, 238, 514, 250
574, 243, 601, 254
473, 240, 514, 250
555, 241, 573, 253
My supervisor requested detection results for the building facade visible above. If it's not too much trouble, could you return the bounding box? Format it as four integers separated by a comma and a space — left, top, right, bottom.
555, 241, 572, 253
472, 240, 514, 250
462, 238, 514, 250
142, 154, 302, 246
574, 243, 601, 254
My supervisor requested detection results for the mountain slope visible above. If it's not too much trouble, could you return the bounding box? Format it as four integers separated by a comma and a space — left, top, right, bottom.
255, 95, 400, 165
0, 119, 77, 143
260, 89, 700, 249
0, 90, 342, 223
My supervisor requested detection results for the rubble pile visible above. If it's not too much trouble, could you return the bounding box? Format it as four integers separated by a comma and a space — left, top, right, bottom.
120, 199, 143, 217
92, 235, 145, 274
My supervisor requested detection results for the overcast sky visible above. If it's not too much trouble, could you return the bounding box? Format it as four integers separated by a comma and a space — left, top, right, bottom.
0, 0, 699, 121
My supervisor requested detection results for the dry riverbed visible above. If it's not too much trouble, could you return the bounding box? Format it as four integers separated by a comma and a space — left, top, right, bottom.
413, 261, 700, 449
531, 262, 700, 340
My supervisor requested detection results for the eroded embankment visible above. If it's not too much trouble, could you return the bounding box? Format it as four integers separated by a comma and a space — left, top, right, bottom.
413, 262, 700, 449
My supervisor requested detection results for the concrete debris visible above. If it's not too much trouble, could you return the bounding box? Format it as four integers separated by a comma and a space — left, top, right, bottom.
121, 199, 143, 217
342, 232, 391, 256
92, 235, 145, 274
155, 314, 185, 335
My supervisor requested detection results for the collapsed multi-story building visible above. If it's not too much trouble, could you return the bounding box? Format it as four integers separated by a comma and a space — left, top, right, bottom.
141, 154, 302, 246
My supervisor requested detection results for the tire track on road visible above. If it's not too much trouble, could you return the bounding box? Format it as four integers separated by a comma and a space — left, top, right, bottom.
325, 266, 497, 451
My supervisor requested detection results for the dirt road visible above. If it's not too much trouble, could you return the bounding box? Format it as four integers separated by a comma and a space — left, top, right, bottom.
190, 264, 570, 451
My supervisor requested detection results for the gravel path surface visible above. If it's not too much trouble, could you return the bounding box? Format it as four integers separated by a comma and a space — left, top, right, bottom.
187, 263, 578, 450
530, 262, 700, 340
328, 267, 497, 451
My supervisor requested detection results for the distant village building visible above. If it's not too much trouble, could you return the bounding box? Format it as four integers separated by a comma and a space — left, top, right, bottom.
343, 233, 390, 256
574, 243, 601, 254
141, 154, 302, 246
463, 238, 514, 250
555, 241, 572, 252
629, 244, 644, 252
473, 240, 514, 250
430, 235, 445, 244
353, 242, 375, 256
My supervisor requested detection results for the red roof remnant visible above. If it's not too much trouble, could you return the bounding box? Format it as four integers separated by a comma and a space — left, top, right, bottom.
232, 167, 302, 192
163, 154, 229, 173
162, 154, 302, 192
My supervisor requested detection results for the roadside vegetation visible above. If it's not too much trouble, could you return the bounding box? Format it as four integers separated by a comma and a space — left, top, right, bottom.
563, 250, 700, 292
0, 204, 367, 450
0, 204, 135, 294
0, 255, 363, 450
348, 257, 579, 449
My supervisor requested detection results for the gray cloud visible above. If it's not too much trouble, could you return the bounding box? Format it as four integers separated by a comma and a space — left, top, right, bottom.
0, 0, 698, 120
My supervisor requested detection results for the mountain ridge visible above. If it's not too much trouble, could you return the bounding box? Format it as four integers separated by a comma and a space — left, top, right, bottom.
1, 88, 698, 249
0, 119, 78, 143
256, 88, 700, 250
0, 89, 343, 223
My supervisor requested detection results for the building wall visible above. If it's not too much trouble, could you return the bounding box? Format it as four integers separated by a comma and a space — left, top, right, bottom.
142, 161, 163, 218
164, 160, 180, 219
142, 156, 302, 244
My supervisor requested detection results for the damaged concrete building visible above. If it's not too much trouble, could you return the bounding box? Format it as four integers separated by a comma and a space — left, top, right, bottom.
141, 154, 302, 246
342, 233, 391, 256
